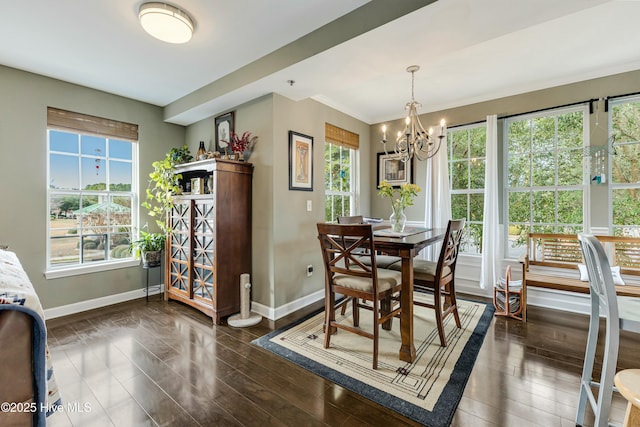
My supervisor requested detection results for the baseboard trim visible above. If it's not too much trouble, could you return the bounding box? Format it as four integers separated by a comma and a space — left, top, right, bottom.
44, 277, 592, 322
44, 285, 161, 319
252, 289, 324, 321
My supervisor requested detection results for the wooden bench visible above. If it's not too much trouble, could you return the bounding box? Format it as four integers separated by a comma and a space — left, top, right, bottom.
522, 233, 640, 298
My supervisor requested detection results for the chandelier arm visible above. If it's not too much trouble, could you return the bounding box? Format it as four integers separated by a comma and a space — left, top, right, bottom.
381, 65, 446, 163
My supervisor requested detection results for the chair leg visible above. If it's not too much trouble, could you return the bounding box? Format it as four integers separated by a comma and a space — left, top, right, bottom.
433, 286, 447, 347
340, 297, 350, 315
593, 317, 620, 427
372, 302, 379, 370
448, 283, 461, 328
576, 297, 601, 426
324, 292, 336, 349
381, 296, 392, 330
352, 297, 360, 327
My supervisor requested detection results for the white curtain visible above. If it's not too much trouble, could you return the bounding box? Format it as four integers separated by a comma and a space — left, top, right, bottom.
480, 114, 499, 289
424, 141, 451, 260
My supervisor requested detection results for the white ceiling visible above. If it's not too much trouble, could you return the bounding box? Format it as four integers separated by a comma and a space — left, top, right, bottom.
1, 0, 639, 126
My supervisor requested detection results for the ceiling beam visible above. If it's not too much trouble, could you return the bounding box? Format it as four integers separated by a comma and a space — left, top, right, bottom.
164, 0, 438, 125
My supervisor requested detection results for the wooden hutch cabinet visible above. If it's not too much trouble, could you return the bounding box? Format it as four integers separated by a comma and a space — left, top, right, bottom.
165, 159, 253, 324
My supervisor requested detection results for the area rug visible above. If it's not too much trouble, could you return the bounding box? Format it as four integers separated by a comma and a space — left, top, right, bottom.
252, 295, 494, 427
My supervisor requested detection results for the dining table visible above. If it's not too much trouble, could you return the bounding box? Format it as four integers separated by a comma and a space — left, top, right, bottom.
372, 226, 446, 363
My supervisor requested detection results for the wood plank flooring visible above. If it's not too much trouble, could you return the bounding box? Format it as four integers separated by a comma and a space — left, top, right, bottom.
45, 295, 639, 426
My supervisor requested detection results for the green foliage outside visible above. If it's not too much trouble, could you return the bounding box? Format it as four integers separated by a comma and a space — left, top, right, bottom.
449, 125, 486, 253
505, 110, 585, 256
324, 144, 352, 221
611, 100, 640, 236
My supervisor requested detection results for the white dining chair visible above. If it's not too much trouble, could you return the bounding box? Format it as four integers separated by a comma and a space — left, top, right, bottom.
575, 233, 640, 427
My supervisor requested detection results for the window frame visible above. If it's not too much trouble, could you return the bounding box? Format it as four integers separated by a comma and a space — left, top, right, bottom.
324, 142, 359, 221
46, 127, 139, 279
448, 122, 487, 255
503, 105, 589, 259
609, 94, 640, 237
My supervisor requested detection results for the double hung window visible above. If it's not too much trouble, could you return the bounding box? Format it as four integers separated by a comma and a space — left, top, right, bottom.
505, 106, 587, 258
324, 123, 359, 221
610, 95, 640, 236
47, 108, 138, 275
448, 123, 487, 254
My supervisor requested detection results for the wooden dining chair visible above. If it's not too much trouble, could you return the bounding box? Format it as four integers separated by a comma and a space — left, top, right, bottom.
388, 219, 465, 347
576, 234, 640, 427
336, 215, 401, 317
317, 222, 402, 369
336, 215, 401, 268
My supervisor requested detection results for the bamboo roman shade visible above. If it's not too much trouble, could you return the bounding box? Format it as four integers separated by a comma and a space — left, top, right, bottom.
325, 123, 359, 150
47, 107, 138, 141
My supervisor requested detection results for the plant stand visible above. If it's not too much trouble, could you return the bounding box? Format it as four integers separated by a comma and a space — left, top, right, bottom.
143, 263, 162, 301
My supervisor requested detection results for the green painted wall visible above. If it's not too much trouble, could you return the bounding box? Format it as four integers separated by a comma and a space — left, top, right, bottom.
0, 65, 184, 309
4, 61, 638, 314
184, 93, 371, 310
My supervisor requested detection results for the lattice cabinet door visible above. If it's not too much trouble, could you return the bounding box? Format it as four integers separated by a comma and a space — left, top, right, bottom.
167, 200, 191, 298
192, 200, 215, 304
165, 159, 253, 324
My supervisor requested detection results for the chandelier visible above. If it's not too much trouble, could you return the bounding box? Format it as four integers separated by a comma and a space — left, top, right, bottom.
381, 65, 446, 162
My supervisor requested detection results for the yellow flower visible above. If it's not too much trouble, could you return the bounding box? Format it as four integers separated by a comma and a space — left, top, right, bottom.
377, 181, 421, 210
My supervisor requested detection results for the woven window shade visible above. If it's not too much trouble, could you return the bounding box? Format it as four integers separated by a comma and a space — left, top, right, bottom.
325, 123, 359, 150
47, 107, 138, 141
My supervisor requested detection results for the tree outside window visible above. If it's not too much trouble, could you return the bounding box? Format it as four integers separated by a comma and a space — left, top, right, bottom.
48, 129, 136, 268
505, 107, 586, 258
325, 143, 356, 221
449, 124, 486, 254
610, 96, 640, 236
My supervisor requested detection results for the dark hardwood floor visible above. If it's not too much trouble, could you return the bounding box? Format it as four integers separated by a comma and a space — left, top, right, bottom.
45, 295, 639, 426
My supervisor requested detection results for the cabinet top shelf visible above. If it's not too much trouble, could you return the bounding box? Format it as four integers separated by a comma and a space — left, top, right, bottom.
173, 158, 252, 174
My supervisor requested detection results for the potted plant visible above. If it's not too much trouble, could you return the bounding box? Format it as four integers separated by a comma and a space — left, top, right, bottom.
130, 229, 166, 267
142, 146, 190, 232
135, 145, 192, 267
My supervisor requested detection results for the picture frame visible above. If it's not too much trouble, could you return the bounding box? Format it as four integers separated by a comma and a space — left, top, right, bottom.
214, 111, 234, 153
289, 131, 313, 191
377, 152, 413, 188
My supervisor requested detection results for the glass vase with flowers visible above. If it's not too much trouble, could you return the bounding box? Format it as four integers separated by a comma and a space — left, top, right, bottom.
377, 181, 421, 232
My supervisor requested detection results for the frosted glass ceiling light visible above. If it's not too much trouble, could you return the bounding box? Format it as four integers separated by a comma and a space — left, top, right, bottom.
139, 2, 194, 44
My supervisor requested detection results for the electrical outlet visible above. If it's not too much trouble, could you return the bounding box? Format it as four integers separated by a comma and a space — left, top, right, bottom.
306, 200, 312, 211
306, 264, 313, 277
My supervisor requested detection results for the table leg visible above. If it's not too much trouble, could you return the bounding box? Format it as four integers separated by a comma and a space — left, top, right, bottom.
399, 255, 416, 362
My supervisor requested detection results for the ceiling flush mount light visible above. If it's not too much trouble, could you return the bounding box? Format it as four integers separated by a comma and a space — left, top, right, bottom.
381, 65, 446, 162
139, 2, 194, 44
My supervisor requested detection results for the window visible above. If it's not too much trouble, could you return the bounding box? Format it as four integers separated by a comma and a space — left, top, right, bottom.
505, 106, 587, 258
448, 123, 486, 254
610, 95, 640, 236
324, 123, 359, 221
47, 108, 138, 275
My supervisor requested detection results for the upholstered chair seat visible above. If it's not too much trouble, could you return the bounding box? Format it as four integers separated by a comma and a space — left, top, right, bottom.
333, 268, 401, 292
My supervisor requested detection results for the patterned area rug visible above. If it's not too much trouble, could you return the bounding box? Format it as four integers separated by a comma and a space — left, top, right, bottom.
252, 295, 494, 427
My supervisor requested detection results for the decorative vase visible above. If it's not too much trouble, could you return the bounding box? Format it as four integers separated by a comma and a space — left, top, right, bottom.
390, 205, 407, 232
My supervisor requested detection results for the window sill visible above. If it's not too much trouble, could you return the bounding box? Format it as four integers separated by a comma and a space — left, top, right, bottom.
45, 259, 141, 279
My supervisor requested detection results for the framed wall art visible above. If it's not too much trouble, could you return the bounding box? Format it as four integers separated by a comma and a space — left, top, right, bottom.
377, 152, 413, 188
289, 131, 313, 191
214, 111, 234, 153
